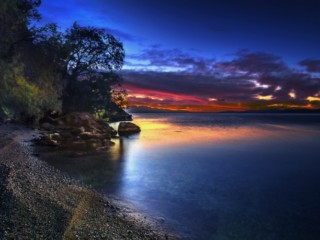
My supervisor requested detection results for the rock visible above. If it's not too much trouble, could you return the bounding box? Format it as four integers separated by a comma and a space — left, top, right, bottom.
118, 122, 141, 135
49, 133, 60, 141
95, 146, 109, 152
102, 102, 133, 122
40, 122, 55, 130
34, 136, 59, 147
79, 126, 86, 133
69, 140, 87, 147
56, 112, 117, 136
103, 140, 115, 146
70, 127, 85, 135
79, 132, 108, 140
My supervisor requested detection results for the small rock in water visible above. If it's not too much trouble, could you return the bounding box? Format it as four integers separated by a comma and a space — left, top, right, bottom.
118, 122, 141, 135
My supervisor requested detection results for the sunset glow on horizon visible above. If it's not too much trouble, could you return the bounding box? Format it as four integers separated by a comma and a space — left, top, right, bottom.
124, 81, 320, 112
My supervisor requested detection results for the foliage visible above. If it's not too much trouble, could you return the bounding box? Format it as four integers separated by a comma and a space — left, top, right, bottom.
0, 1, 128, 123
111, 86, 128, 109
62, 23, 126, 114
0, 1, 64, 122
0, 0, 40, 58
0, 0, 58, 122
64, 22, 124, 75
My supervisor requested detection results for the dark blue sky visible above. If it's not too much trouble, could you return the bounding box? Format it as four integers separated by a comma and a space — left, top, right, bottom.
39, 0, 320, 65
38, 0, 320, 111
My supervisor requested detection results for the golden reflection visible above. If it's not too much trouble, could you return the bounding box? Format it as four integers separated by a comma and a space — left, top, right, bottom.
130, 116, 285, 149
109, 139, 121, 161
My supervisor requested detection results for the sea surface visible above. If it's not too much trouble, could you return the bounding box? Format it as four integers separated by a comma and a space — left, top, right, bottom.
41, 113, 320, 239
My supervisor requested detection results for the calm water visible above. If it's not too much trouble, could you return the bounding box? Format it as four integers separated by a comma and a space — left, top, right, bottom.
41, 113, 320, 239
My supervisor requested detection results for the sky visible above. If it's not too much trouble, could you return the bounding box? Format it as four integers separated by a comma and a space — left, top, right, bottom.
39, 0, 320, 111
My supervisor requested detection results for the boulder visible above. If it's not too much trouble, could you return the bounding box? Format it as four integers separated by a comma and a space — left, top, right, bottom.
41, 112, 116, 136
70, 126, 86, 135
118, 122, 141, 135
56, 112, 117, 136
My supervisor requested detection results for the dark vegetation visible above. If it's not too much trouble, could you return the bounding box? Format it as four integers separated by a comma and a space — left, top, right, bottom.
0, 0, 130, 124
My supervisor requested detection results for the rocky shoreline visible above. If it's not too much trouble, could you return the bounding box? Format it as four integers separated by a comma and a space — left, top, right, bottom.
35, 112, 141, 157
0, 124, 177, 239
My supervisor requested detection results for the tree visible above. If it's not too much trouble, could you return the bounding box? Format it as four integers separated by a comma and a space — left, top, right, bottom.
111, 86, 128, 109
0, 0, 40, 120
15, 23, 65, 121
0, 0, 41, 59
0, 1, 64, 122
62, 22, 126, 114
0, 2, 129, 123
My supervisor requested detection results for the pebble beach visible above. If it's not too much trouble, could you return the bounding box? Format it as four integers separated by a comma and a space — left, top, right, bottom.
0, 124, 175, 239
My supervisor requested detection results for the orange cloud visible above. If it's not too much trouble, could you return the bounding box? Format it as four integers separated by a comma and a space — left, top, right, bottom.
255, 95, 274, 100
288, 90, 296, 99
124, 83, 208, 105
306, 96, 320, 102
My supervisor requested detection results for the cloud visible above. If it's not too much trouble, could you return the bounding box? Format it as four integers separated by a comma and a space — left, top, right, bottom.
122, 48, 320, 110
299, 59, 320, 73
102, 27, 137, 41
122, 70, 257, 104
218, 49, 288, 74
126, 46, 215, 73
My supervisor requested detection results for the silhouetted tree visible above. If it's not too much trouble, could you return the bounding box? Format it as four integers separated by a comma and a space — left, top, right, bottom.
62, 22, 126, 114
0, 0, 63, 122
0, 2, 128, 123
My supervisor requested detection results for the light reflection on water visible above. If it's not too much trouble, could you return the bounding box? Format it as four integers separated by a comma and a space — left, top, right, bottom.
41, 113, 320, 240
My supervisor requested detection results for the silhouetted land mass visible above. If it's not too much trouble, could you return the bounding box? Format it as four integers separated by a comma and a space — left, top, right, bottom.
129, 106, 320, 114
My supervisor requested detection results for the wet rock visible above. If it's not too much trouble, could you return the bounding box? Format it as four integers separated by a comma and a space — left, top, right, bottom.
56, 112, 116, 135
95, 146, 109, 152
118, 122, 141, 135
34, 136, 59, 147
34, 112, 121, 153
49, 133, 60, 141
68, 140, 87, 148
79, 132, 108, 140
40, 122, 55, 130
41, 112, 116, 136
70, 127, 85, 135
103, 140, 115, 146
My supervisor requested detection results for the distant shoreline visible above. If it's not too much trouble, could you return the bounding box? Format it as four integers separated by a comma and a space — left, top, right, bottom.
128, 107, 320, 114
0, 124, 176, 239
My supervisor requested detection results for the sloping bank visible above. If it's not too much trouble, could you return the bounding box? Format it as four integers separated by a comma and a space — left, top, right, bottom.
0, 124, 177, 239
